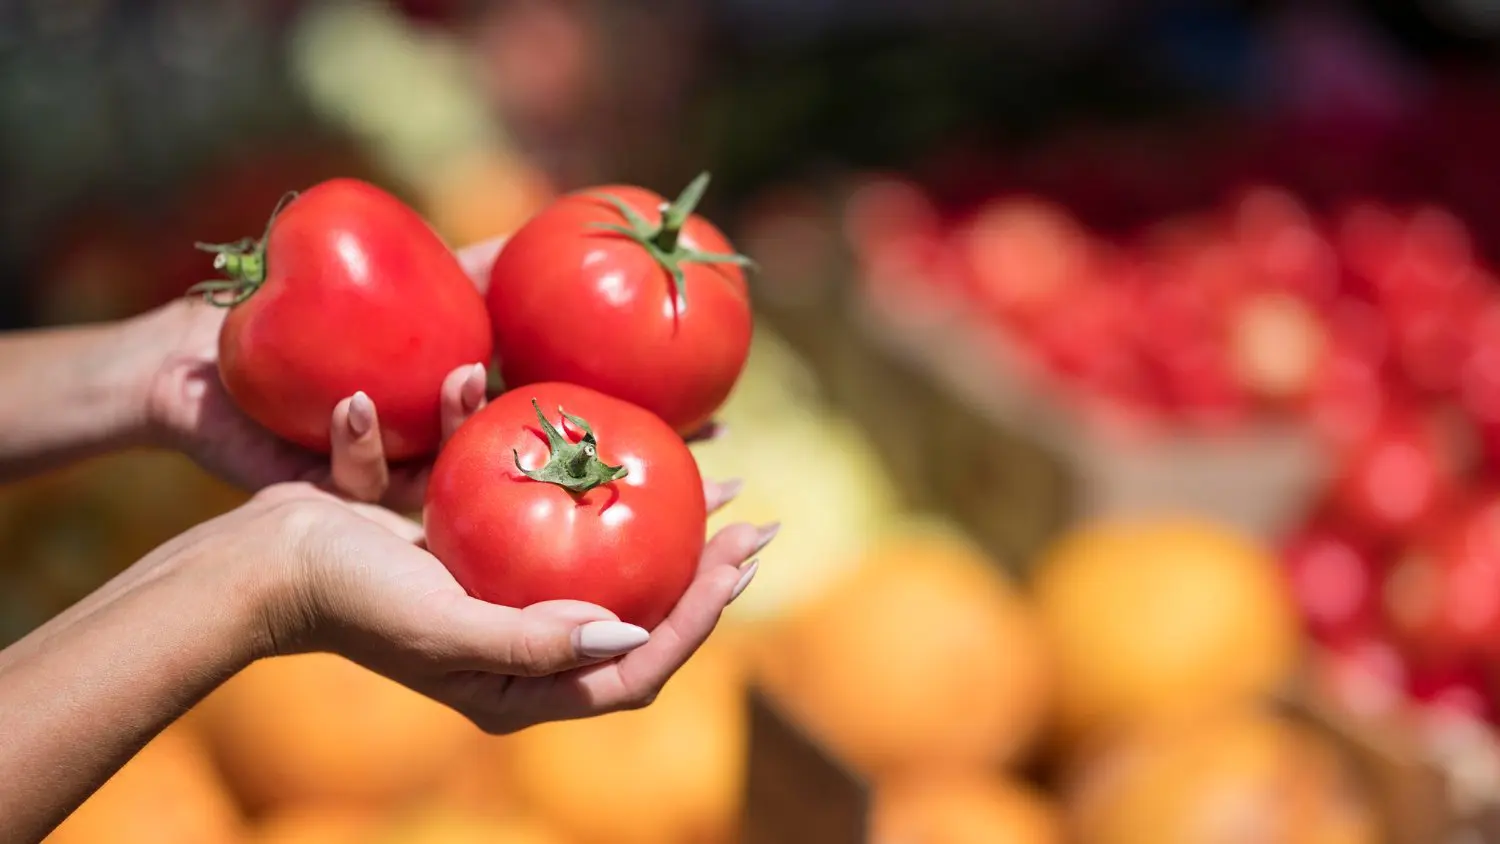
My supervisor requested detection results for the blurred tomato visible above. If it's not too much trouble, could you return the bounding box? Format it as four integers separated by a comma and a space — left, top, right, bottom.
1383, 496, 1500, 665
1407, 659, 1495, 723
1328, 410, 1454, 543
1280, 519, 1384, 646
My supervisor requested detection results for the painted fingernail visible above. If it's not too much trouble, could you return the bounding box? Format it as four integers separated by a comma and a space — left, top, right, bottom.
754, 522, 781, 553
348, 391, 375, 437
714, 478, 744, 505
574, 621, 651, 658
462, 363, 488, 411
730, 558, 759, 603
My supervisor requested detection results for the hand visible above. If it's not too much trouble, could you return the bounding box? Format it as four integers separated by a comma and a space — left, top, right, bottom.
136, 236, 722, 510
135, 239, 509, 512
218, 478, 770, 734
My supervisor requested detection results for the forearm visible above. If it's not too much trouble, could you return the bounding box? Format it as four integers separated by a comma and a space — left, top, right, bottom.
0, 311, 164, 482
0, 543, 270, 842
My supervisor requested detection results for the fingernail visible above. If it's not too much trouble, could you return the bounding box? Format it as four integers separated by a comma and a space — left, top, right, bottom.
730, 558, 759, 603
715, 478, 744, 504
348, 391, 375, 437
462, 363, 488, 411
574, 621, 650, 658
754, 522, 781, 553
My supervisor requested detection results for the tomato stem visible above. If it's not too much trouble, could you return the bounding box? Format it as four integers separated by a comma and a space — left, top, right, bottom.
186, 190, 298, 308
512, 399, 628, 493
584, 172, 758, 309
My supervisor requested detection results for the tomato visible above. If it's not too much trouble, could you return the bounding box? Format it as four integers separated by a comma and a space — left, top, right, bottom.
1383, 496, 1500, 666
1280, 519, 1384, 646
423, 383, 706, 629
1326, 409, 1453, 544
195, 179, 492, 459
485, 173, 753, 436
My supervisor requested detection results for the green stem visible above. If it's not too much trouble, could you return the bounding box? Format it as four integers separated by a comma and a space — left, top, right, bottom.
186, 190, 298, 308
512, 400, 628, 494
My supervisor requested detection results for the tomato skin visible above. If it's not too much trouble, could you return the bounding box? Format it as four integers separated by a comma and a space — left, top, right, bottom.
218, 179, 492, 459
486, 185, 752, 436
423, 382, 707, 629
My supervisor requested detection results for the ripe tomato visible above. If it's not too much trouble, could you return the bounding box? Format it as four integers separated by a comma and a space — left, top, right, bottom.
194, 179, 492, 460
1383, 495, 1500, 665
423, 383, 706, 629
1280, 519, 1384, 646
1327, 409, 1453, 544
485, 173, 753, 436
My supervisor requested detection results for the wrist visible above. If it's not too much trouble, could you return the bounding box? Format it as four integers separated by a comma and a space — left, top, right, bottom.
104, 302, 192, 451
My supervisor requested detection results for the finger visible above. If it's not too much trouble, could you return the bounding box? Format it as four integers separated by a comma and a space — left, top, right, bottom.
683, 420, 727, 444
456, 236, 508, 295
562, 521, 774, 713
328, 392, 390, 502
429, 596, 649, 677
703, 477, 743, 515
441, 362, 490, 445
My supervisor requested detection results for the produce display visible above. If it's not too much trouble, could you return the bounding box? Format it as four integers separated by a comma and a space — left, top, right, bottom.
15, 4, 1500, 843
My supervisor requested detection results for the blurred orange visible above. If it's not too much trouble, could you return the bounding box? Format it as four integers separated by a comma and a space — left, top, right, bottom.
249, 805, 382, 844
1063, 708, 1377, 844
761, 530, 1051, 778
505, 636, 747, 844
45, 722, 244, 844
194, 653, 476, 814
871, 770, 1064, 844
370, 808, 570, 844
1032, 517, 1299, 745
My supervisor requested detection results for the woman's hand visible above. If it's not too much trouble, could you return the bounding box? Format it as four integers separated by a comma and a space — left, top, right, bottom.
137, 238, 510, 512
245, 478, 768, 733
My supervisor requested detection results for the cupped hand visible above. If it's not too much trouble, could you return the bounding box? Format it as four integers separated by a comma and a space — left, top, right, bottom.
232, 475, 767, 734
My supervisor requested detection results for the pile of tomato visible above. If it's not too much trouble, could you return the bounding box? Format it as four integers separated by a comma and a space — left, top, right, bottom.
197, 174, 754, 629
840, 166, 1500, 730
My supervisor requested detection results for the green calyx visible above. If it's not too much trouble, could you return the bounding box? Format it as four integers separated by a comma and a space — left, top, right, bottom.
513, 399, 628, 494
187, 190, 299, 307
585, 171, 757, 307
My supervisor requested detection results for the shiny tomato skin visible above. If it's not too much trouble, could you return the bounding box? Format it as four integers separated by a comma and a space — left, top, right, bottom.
423, 382, 707, 629
219, 179, 492, 459
486, 185, 752, 436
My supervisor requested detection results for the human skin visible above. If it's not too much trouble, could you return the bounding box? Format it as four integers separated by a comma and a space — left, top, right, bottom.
0, 237, 771, 842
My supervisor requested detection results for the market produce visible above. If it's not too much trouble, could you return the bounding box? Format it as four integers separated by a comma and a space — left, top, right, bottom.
194, 653, 475, 814
249, 806, 380, 844
44, 723, 244, 844
503, 637, 747, 844
1383, 493, 1500, 667
760, 528, 1051, 777
1032, 517, 1299, 744
194, 178, 492, 460
369, 809, 569, 844
1062, 709, 1378, 844
423, 383, 705, 629
485, 173, 754, 436
692, 326, 901, 626
871, 771, 1064, 844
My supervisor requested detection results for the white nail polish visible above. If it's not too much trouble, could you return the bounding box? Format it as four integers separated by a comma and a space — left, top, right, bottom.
730, 559, 759, 603
575, 621, 650, 658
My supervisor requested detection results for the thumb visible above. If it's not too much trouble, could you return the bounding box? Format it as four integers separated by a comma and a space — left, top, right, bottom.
439, 597, 651, 677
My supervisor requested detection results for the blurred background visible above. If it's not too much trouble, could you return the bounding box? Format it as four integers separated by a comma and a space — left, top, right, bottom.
12, 0, 1500, 842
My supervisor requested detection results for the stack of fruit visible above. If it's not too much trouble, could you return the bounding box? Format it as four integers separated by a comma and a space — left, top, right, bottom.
845, 174, 1500, 447
754, 511, 1382, 844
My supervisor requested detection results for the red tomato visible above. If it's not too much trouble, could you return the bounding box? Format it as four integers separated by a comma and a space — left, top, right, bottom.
1383, 496, 1500, 665
1280, 520, 1384, 646
423, 383, 706, 629
486, 173, 753, 436
198, 179, 492, 459
1327, 409, 1453, 544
